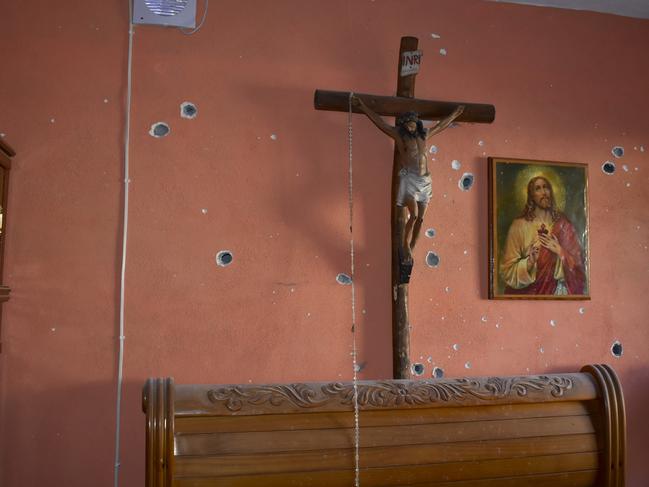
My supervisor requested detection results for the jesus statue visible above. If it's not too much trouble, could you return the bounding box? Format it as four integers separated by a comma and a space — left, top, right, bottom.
352, 95, 465, 264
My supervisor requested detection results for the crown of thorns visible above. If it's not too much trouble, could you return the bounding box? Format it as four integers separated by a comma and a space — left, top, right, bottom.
397, 111, 420, 126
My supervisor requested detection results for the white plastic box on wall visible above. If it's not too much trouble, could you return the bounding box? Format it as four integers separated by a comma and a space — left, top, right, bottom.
133, 0, 196, 28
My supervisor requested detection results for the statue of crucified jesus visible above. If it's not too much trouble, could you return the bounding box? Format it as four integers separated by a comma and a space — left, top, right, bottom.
352, 95, 465, 264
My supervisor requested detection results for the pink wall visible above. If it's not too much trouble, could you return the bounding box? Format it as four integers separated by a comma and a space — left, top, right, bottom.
1, 0, 648, 485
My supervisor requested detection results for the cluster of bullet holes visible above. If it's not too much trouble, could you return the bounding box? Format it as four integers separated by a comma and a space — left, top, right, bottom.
150, 122, 170, 138
412, 363, 425, 376
336, 273, 352, 285
611, 341, 623, 358
601, 161, 616, 175
426, 251, 440, 268
459, 173, 474, 191
432, 367, 444, 379
149, 102, 198, 138
216, 250, 233, 267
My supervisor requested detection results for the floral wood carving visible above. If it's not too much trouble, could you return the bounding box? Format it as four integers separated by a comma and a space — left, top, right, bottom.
207, 376, 574, 412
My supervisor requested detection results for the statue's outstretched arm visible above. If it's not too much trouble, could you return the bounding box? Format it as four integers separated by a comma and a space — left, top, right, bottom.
426, 105, 465, 139
352, 95, 399, 140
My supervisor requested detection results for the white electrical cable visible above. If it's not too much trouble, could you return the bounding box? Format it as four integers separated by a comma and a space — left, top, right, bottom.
112, 2, 206, 483
181, 0, 209, 35
113, 1, 134, 486
348, 92, 361, 487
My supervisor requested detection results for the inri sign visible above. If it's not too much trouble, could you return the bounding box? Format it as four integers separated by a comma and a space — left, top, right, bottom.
400, 50, 423, 76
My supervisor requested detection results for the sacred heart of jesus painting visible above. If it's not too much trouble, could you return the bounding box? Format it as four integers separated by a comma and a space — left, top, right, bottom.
488, 157, 590, 300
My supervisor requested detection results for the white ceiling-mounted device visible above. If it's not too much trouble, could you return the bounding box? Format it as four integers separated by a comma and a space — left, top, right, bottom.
133, 0, 197, 28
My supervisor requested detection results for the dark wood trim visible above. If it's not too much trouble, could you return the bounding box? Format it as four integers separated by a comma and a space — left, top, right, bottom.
0, 286, 10, 303
0, 139, 16, 158
174, 373, 593, 416
0, 157, 10, 281
0, 138, 12, 353
0, 151, 11, 170
391, 36, 418, 380
314, 90, 495, 123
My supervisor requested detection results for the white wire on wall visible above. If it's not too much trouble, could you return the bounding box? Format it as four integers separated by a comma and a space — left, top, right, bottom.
113, 1, 134, 485
113, 2, 210, 484
181, 0, 209, 35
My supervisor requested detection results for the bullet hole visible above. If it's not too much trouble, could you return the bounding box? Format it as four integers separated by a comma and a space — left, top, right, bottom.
611, 341, 623, 358
216, 250, 233, 267
429, 145, 438, 154
354, 362, 366, 373
622, 164, 629, 172
412, 363, 425, 376
432, 367, 444, 378
150, 122, 170, 138
611, 146, 624, 158
180, 102, 198, 119
452, 343, 460, 351
439, 48, 447, 56
459, 173, 474, 191
550, 319, 557, 327
425, 228, 436, 238
451, 159, 461, 170
270, 134, 278, 140
578, 307, 585, 315
464, 361, 472, 369
602, 161, 616, 175
425, 251, 440, 268
336, 273, 352, 285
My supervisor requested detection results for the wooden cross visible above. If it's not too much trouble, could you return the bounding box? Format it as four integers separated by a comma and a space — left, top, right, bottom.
314, 37, 495, 379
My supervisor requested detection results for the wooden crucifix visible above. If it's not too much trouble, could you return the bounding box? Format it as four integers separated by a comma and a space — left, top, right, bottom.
314, 37, 495, 379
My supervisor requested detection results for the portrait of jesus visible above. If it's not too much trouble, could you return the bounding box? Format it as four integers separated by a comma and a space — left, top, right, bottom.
489, 158, 590, 299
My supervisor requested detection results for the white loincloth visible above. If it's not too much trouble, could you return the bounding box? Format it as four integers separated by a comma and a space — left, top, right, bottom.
396, 169, 432, 207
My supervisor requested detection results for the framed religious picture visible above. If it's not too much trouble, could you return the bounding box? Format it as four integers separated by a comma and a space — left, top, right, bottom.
488, 157, 590, 300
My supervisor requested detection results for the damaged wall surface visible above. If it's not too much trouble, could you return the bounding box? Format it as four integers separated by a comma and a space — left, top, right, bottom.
0, 0, 648, 485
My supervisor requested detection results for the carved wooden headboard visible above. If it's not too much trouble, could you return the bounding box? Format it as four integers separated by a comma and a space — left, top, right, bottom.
143, 364, 625, 486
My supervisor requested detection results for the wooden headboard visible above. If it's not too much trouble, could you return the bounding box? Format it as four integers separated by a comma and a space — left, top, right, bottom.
143, 364, 625, 486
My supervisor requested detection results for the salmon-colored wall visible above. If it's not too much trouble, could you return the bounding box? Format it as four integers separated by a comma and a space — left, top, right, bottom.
1, 0, 648, 485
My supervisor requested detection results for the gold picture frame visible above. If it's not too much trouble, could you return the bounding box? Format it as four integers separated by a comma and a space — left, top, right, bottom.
488, 157, 590, 300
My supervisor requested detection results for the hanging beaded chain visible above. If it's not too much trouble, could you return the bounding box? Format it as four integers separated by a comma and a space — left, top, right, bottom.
348, 92, 361, 487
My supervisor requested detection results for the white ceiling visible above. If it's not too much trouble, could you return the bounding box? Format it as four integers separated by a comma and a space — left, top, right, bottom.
491, 0, 649, 19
